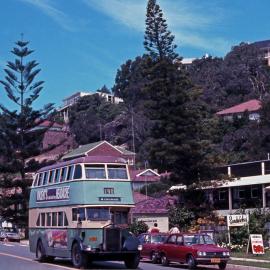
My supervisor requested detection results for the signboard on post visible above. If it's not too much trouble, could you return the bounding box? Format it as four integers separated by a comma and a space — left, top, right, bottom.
227, 214, 249, 227
249, 234, 264, 254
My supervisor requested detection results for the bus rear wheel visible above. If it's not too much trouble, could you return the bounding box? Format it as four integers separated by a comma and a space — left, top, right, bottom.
72, 242, 87, 269
36, 240, 46, 262
124, 254, 140, 269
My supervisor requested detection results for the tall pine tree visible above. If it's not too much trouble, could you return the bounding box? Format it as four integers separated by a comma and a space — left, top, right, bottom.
143, 0, 214, 185
0, 40, 54, 231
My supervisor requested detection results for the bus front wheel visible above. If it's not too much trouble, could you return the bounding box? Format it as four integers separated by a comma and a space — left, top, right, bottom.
72, 242, 87, 268
36, 240, 46, 262
124, 254, 140, 269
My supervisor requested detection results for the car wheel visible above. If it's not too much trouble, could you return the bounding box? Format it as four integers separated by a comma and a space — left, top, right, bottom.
124, 254, 140, 269
36, 240, 46, 262
161, 253, 169, 266
150, 251, 158, 264
187, 255, 197, 269
218, 262, 227, 270
71, 242, 87, 269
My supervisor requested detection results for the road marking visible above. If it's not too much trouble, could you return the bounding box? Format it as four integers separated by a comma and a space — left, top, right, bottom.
3, 244, 14, 247
0, 252, 74, 270
19, 244, 28, 247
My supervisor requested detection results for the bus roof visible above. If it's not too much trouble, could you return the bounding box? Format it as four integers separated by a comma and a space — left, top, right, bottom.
37, 156, 128, 173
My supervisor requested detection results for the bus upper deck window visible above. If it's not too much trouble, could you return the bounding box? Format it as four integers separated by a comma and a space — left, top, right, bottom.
73, 165, 82, 180
85, 164, 106, 179
48, 170, 55, 184
107, 165, 128, 179
43, 172, 48, 185
37, 173, 43, 186
33, 174, 39, 186
54, 169, 60, 183
60, 167, 67, 182
66, 165, 74, 181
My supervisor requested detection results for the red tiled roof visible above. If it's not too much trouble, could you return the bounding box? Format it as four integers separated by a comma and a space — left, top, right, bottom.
132, 192, 151, 203
131, 195, 177, 214
216, 99, 261, 115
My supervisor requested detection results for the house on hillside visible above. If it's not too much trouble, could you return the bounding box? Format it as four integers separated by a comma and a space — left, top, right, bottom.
216, 99, 261, 121
27, 121, 76, 163
130, 195, 177, 232
130, 169, 161, 191
58, 91, 123, 122
61, 140, 135, 165
169, 159, 270, 216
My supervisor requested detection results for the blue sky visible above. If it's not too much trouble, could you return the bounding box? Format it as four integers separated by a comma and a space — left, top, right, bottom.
0, 0, 270, 110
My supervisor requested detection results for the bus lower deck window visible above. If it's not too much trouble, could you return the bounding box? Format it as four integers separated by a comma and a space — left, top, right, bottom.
58, 212, 63, 226
41, 213, 45, 227
52, 212, 57, 226
72, 208, 85, 221
46, 213, 51, 226
86, 208, 110, 220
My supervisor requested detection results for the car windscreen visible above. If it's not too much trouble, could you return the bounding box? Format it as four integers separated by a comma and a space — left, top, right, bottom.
184, 234, 215, 245
151, 235, 167, 243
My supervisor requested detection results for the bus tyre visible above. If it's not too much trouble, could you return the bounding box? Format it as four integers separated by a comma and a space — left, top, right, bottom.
36, 240, 46, 262
124, 254, 140, 269
72, 242, 87, 269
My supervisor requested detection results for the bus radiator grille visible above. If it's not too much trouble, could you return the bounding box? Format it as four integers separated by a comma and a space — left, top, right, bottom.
104, 228, 121, 251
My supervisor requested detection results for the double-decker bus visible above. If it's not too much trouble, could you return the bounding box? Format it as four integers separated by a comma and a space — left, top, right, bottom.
29, 156, 141, 269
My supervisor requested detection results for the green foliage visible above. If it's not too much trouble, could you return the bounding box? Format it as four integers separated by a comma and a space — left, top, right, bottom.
168, 206, 195, 231
69, 93, 123, 145
144, 0, 177, 61
0, 40, 54, 230
129, 220, 149, 236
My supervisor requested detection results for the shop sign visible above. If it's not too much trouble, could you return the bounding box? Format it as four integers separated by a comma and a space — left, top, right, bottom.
227, 214, 249, 227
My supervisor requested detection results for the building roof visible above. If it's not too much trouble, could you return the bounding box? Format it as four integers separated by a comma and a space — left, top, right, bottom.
131, 195, 176, 214
62, 141, 135, 161
216, 99, 261, 115
130, 169, 160, 183
132, 192, 151, 203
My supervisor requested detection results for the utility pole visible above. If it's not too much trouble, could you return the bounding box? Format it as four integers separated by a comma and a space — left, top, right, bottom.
131, 107, 136, 167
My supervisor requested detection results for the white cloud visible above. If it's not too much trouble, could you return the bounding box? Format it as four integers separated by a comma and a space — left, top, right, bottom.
20, 0, 76, 31
83, 0, 232, 54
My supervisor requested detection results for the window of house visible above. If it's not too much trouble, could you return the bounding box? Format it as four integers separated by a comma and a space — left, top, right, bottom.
219, 190, 227, 201
251, 186, 259, 198
107, 165, 128, 179
66, 165, 74, 181
73, 165, 82, 180
239, 188, 246, 199
85, 164, 106, 179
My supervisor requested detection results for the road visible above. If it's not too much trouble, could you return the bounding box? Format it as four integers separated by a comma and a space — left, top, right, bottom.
0, 241, 264, 270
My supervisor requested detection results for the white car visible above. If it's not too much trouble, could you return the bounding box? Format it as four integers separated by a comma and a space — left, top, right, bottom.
0, 228, 21, 242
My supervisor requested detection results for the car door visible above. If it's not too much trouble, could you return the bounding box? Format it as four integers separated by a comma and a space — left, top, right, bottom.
175, 235, 186, 262
164, 234, 178, 261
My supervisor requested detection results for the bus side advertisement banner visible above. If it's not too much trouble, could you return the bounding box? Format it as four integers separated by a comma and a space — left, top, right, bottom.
36, 186, 70, 202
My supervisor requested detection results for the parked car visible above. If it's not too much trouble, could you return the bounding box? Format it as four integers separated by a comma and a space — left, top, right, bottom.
0, 227, 21, 242
138, 233, 168, 263
156, 233, 230, 269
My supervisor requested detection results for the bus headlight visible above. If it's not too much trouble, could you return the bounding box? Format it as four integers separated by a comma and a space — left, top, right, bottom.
138, 244, 143, 251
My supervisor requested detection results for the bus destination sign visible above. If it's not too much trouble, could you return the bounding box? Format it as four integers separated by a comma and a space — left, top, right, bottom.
99, 197, 121, 202
36, 186, 70, 202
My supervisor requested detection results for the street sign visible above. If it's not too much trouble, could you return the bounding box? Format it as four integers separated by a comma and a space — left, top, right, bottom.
227, 214, 249, 227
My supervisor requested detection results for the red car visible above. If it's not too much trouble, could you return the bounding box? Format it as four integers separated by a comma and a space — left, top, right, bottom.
138, 233, 168, 263
156, 233, 230, 269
